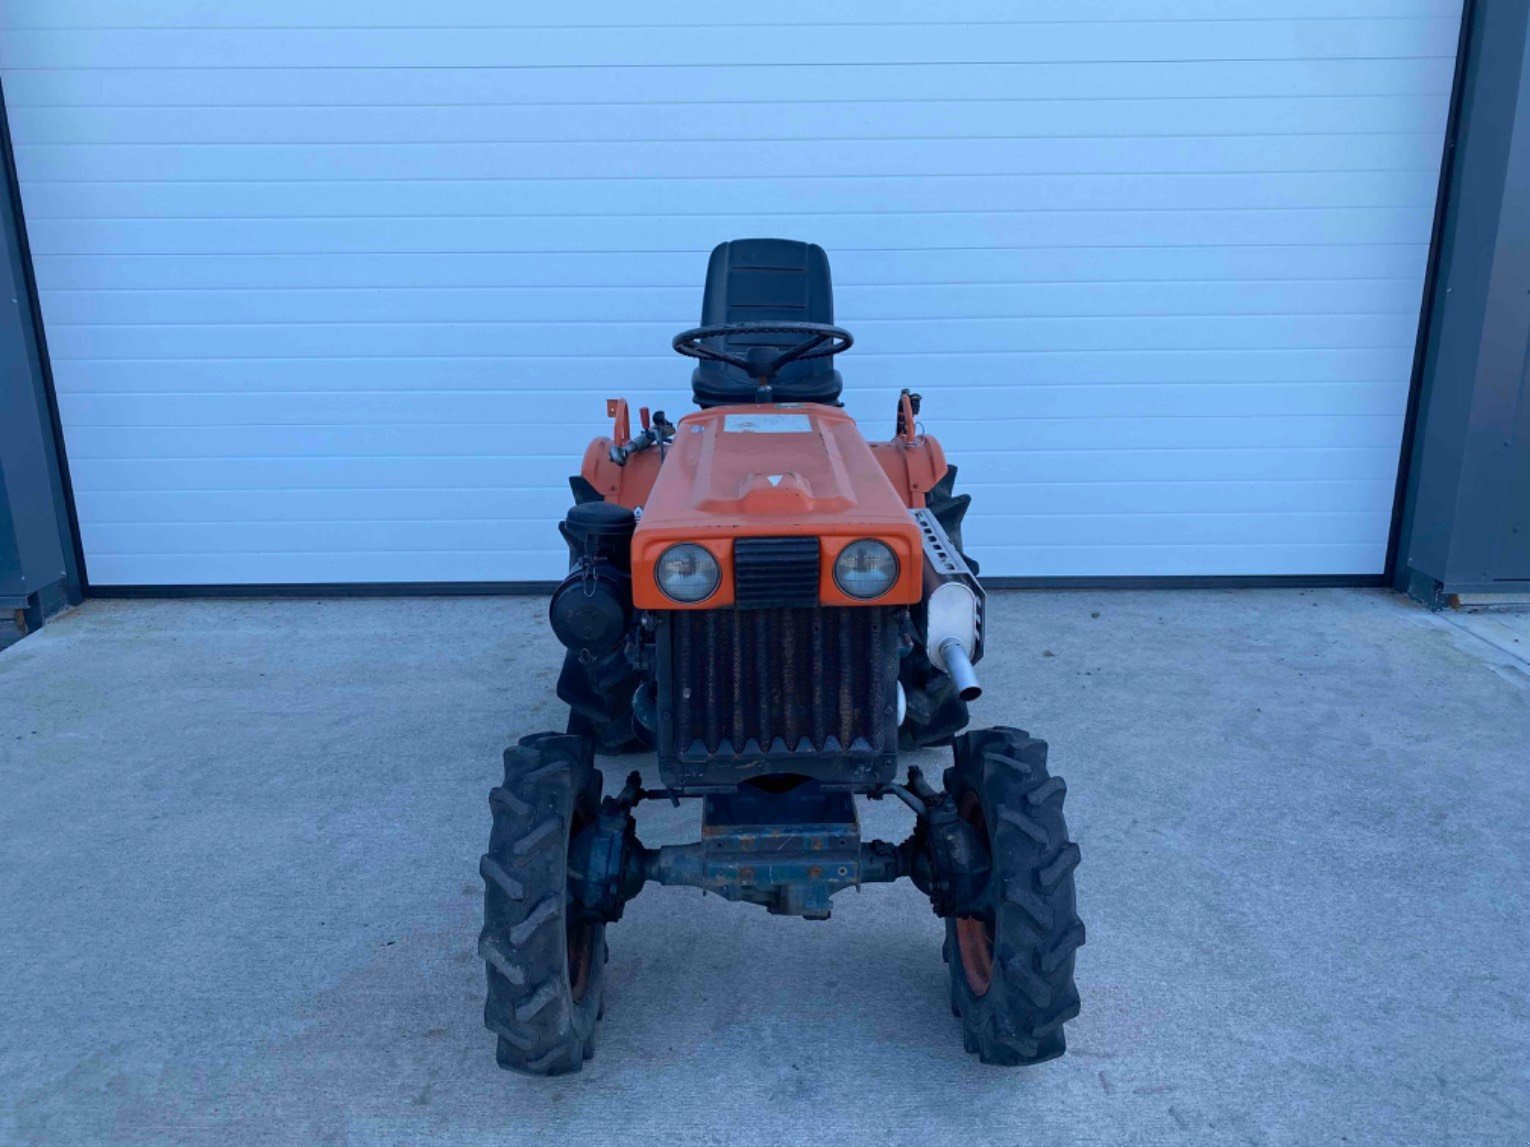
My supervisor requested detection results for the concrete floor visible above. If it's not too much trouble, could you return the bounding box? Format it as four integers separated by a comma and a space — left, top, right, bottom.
1, 589, 1526, 1146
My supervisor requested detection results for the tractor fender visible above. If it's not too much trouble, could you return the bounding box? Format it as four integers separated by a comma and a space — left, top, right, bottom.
580, 436, 664, 509
869, 434, 949, 509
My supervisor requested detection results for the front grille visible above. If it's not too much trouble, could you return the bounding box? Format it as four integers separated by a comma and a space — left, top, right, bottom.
733, 536, 819, 608
662, 606, 899, 761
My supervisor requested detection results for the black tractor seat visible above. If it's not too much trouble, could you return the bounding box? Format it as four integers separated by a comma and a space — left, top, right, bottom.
687, 239, 845, 409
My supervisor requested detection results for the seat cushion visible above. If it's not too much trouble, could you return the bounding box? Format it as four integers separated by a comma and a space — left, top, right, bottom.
690, 238, 844, 408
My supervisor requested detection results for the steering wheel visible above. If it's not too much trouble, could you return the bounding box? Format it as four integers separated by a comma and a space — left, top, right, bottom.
672, 321, 853, 383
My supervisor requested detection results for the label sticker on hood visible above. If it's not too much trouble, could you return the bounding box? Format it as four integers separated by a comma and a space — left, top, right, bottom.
723, 413, 813, 434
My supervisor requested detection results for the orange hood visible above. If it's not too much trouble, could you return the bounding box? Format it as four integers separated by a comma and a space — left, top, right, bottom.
631, 404, 923, 609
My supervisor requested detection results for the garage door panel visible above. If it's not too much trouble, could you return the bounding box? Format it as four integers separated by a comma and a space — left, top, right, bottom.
78, 550, 559, 586
26, 209, 1438, 259
63, 440, 1404, 488
4, 21, 1459, 71
78, 487, 573, 526
32, 246, 1433, 292
24, 170, 1446, 223
58, 381, 1408, 430
4, 58, 1458, 109
6, 1, 1461, 32
67, 446, 1400, 493
854, 382, 1409, 421
80, 539, 1393, 588
89, 541, 1392, 585
62, 415, 1405, 465
15, 134, 1442, 183
965, 542, 1385, 578
968, 511, 1390, 547
83, 520, 567, 558
66, 444, 1408, 581
10, 95, 1452, 147
74, 480, 1395, 528
81, 509, 1389, 560
951, 447, 1401, 486
56, 400, 1407, 449
44, 315, 1422, 364
76, 483, 1397, 529
0, 3, 1462, 583
962, 481, 1397, 516
64, 454, 565, 493
48, 348, 1420, 399
39, 278, 1432, 327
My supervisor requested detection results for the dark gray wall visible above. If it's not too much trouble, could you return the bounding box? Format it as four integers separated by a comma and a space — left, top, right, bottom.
1, 78, 78, 621
1397, 0, 1530, 596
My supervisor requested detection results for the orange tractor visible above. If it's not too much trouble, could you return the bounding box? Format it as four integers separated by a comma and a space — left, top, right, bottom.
480, 240, 1083, 1074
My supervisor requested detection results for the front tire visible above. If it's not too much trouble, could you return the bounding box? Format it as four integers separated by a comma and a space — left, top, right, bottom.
944, 727, 1085, 1065
480, 733, 606, 1075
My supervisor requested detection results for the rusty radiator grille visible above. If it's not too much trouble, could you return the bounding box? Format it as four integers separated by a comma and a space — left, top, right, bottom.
668, 606, 899, 758
733, 536, 819, 608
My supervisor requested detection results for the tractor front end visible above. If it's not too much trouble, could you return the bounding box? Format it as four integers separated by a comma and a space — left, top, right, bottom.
633, 401, 942, 794
478, 240, 1083, 1075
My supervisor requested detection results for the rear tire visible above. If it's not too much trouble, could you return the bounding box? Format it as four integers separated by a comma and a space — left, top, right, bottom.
480, 732, 607, 1075
925, 464, 979, 572
558, 477, 645, 754
900, 465, 977, 748
558, 651, 645, 755
943, 727, 1085, 1065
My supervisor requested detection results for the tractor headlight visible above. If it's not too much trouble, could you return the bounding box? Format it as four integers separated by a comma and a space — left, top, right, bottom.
834, 539, 898, 600
656, 543, 720, 603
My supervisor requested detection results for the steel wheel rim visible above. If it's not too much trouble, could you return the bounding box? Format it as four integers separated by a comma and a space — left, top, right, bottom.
566, 803, 594, 1003
954, 790, 995, 997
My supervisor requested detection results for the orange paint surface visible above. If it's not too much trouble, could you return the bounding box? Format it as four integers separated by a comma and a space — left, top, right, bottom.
623, 404, 930, 609
580, 435, 662, 508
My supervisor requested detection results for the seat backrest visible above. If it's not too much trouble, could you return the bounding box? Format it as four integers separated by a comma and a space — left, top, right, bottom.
690, 238, 844, 408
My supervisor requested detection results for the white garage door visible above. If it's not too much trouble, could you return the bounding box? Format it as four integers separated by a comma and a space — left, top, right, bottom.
0, 1, 1463, 585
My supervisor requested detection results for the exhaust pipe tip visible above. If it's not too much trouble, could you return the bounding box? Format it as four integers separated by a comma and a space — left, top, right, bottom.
938, 638, 982, 703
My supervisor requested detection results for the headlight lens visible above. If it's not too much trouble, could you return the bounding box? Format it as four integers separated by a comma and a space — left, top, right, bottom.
834, 539, 898, 599
656, 543, 720, 603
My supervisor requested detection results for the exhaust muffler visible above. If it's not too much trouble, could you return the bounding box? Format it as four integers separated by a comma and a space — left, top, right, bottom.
938, 637, 983, 702
913, 508, 986, 702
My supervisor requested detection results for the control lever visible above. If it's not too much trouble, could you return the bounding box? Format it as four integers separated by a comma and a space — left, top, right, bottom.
608, 410, 675, 466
